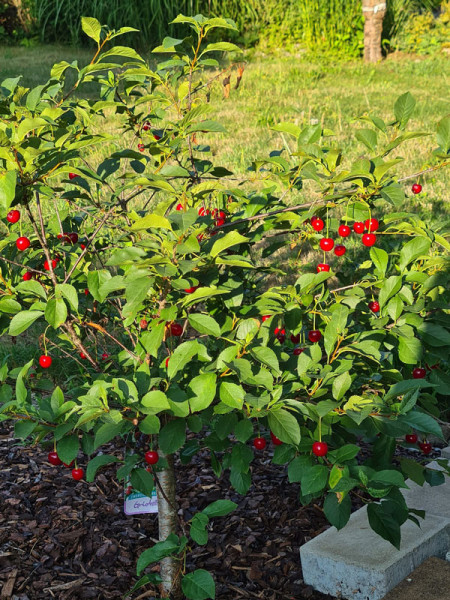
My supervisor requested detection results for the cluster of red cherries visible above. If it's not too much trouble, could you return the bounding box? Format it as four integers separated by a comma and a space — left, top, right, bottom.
405, 433, 432, 455
47, 451, 83, 480
137, 121, 162, 152
253, 432, 327, 457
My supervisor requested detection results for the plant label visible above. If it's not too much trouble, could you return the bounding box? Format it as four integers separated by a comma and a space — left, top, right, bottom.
124, 482, 158, 515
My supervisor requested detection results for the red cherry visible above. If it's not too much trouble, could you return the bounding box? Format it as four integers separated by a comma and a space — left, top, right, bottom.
23, 271, 33, 281
419, 442, 432, 455
7, 210, 20, 224
39, 355, 52, 369
198, 207, 210, 216
16, 236, 30, 251
312, 441, 328, 457
79, 352, 86, 359
412, 367, 426, 379
153, 132, 161, 141
274, 327, 286, 343
364, 218, 379, 232
412, 183, 422, 194
165, 357, 170, 368
308, 330, 322, 343
142, 121, 150, 131
317, 263, 330, 273
126, 486, 133, 496
48, 451, 62, 466
67, 232, 78, 244
184, 286, 198, 293
71, 468, 84, 481
270, 432, 282, 446
293, 347, 304, 356
84, 289, 89, 296
44, 259, 57, 271
176, 203, 183, 211
101, 353, 109, 361
68, 173, 78, 180
334, 245, 346, 256
405, 433, 418, 444
320, 238, 334, 252
253, 437, 266, 450
362, 233, 376, 247
353, 222, 365, 234
215, 218, 226, 227
338, 224, 351, 237
262, 315, 271, 322
145, 451, 159, 465
63, 461, 74, 468
311, 217, 324, 232
80, 243, 86, 250
140, 319, 148, 330
170, 323, 183, 337
368, 301, 380, 313
137, 143, 145, 152
290, 333, 300, 344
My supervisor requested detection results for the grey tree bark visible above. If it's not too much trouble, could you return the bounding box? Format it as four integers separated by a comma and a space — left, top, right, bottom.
362, 0, 387, 63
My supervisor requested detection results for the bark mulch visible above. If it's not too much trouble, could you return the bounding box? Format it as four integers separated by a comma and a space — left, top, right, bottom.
0, 422, 334, 600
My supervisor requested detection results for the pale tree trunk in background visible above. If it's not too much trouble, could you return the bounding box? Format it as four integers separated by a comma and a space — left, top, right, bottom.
362, 0, 387, 62
156, 452, 183, 600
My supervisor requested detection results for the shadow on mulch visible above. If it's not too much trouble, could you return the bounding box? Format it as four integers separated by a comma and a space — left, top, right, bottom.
0, 422, 334, 600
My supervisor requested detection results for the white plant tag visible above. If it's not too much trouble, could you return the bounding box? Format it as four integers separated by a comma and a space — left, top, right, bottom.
124, 479, 158, 515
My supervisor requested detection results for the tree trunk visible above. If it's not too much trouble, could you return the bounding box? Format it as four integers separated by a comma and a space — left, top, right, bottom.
362, 0, 387, 63
157, 452, 182, 600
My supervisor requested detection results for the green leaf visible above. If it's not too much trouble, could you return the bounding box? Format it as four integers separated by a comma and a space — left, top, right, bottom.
188, 373, 217, 412
188, 314, 221, 337
229, 469, 251, 494
268, 409, 301, 445
14, 420, 36, 439
370, 247, 388, 276
399, 237, 431, 272
381, 184, 405, 207
167, 341, 198, 379
417, 322, 450, 347
45, 298, 67, 329
202, 42, 242, 54
131, 213, 172, 230
86, 455, 119, 482
0, 170, 16, 217
402, 411, 443, 439
399, 458, 425, 486
219, 382, 245, 409
397, 335, 422, 364
94, 423, 124, 450
394, 92, 415, 129
251, 346, 280, 374
130, 468, 154, 497
234, 418, 253, 442
367, 503, 401, 549
370, 470, 407, 489
139, 415, 161, 434
56, 284, 79, 312
355, 128, 377, 151
182, 569, 215, 600
271, 122, 302, 138
141, 390, 171, 414
56, 434, 79, 464
136, 535, 180, 575
332, 372, 351, 401
288, 456, 313, 483
301, 465, 329, 495
0, 298, 21, 314
81, 16, 101, 44
333, 444, 360, 463
9, 310, 44, 336
379, 276, 402, 308
190, 513, 209, 545
159, 419, 186, 454
202, 499, 237, 518
323, 493, 351, 530
437, 115, 450, 153
210, 231, 248, 258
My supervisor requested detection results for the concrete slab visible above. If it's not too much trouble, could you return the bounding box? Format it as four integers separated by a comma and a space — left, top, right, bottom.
300, 506, 450, 600
401, 459, 450, 519
383, 556, 450, 600
441, 446, 450, 459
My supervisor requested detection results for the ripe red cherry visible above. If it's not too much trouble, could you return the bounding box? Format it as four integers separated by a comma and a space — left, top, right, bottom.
153, 132, 161, 141
353, 222, 365, 234
101, 352, 109, 361
84, 289, 89, 296
338, 224, 351, 237
80, 243, 86, 250
405, 433, 418, 444
412, 183, 422, 194
215, 218, 226, 227
165, 357, 170, 368
412, 367, 426, 379
308, 330, 322, 343
67, 232, 78, 244
23, 271, 33, 281
312, 441, 328, 457
317, 263, 330, 272
39, 355, 52, 369
176, 203, 183, 211
419, 442, 432, 455
274, 327, 286, 343
171, 323, 183, 337
320, 238, 334, 252
198, 207, 210, 216
140, 319, 148, 329
63, 461, 74, 468
184, 286, 198, 293
290, 333, 300, 344
68, 173, 78, 180
16, 236, 30, 251
137, 143, 145, 152
253, 437, 266, 450
293, 347, 304, 356
48, 451, 62, 466
311, 217, 324, 232
7, 210, 20, 224
270, 432, 282, 446
79, 352, 86, 360
368, 300, 380, 313
145, 451, 159, 465
262, 315, 271, 322
362, 233, 376, 247
142, 121, 150, 131
334, 245, 346, 256
44, 259, 57, 271
364, 218, 379, 232
71, 468, 84, 481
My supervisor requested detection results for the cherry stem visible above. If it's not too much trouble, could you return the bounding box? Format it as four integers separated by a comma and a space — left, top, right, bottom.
319, 417, 322, 442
